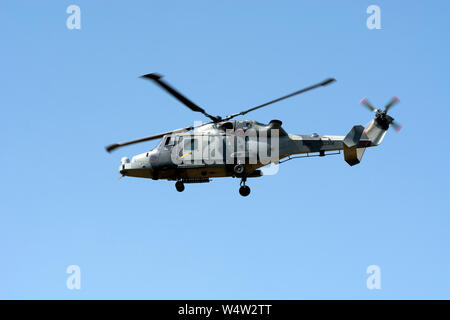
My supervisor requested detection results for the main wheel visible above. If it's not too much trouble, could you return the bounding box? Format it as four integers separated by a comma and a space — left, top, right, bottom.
239, 185, 251, 197
234, 164, 245, 175
175, 181, 185, 192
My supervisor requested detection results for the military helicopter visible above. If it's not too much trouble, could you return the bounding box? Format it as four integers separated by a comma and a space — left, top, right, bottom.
106, 73, 400, 196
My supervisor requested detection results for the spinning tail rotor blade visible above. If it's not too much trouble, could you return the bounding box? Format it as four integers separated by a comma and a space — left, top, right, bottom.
361, 96, 402, 133
360, 97, 377, 112
384, 96, 400, 112
390, 120, 403, 132
224, 78, 336, 121
141, 73, 221, 122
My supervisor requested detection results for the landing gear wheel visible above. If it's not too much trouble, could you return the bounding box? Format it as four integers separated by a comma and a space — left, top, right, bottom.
234, 164, 245, 175
175, 181, 185, 192
239, 185, 251, 197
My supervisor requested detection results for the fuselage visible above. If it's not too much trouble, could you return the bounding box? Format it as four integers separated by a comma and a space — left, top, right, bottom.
118, 119, 364, 181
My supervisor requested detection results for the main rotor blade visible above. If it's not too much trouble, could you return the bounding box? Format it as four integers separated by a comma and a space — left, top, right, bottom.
384, 96, 400, 113
141, 73, 220, 122
223, 78, 336, 121
360, 97, 377, 112
105, 131, 177, 153
105, 122, 212, 153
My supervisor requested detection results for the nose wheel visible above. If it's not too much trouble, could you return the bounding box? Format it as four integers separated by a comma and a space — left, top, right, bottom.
175, 180, 185, 192
239, 177, 251, 197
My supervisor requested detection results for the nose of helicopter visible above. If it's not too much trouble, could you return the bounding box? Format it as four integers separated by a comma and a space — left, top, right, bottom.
119, 155, 154, 179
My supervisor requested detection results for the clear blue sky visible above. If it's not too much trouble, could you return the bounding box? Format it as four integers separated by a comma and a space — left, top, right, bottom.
1, 1, 449, 299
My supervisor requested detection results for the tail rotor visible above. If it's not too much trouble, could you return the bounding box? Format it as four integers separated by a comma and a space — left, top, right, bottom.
360, 96, 402, 132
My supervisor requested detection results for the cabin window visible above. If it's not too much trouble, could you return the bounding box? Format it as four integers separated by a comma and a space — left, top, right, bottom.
164, 136, 175, 150
164, 137, 171, 149
184, 137, 199, 151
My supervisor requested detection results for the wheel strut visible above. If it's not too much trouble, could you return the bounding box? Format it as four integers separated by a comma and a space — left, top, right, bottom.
239, 177, 250, 197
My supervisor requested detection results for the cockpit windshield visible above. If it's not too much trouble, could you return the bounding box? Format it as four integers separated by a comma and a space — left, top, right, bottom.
153, 139, 163, 151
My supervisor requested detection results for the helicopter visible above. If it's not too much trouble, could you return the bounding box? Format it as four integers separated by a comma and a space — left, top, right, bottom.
106, 73, 401, 197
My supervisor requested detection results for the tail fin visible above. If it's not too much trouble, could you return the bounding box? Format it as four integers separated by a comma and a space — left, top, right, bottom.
364, 119, 388, 146
342, 125, 368, 166
342, 96, 399, 165
342, 120, 389, 166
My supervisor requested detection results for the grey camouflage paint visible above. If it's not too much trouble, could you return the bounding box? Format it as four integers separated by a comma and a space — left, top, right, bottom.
119, 116, 388, 180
